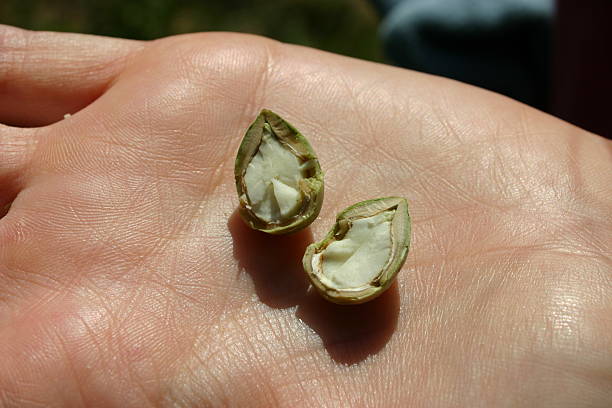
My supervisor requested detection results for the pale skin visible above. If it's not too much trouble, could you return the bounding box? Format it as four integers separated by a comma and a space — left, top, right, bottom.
0, 24, 610, 407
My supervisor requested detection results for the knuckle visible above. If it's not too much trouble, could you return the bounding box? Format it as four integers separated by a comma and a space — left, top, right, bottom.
147, 32, 275, 97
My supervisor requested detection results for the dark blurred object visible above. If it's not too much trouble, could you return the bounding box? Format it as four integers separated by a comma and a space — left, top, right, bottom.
373, 0, 552, 110
0, 0, 383, 62
552, 0, 612, 138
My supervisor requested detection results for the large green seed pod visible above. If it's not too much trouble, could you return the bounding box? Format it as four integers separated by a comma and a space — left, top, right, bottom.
303, 197, 411, 304
234, 109, 324, 234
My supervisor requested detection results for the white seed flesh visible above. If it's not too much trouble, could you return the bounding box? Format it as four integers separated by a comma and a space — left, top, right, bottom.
243, 125, 307, 223
313, 210, 394, 289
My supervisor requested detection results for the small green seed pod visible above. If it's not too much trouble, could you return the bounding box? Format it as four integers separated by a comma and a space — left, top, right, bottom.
235, 109, 324, 234
303, 197, 411, 304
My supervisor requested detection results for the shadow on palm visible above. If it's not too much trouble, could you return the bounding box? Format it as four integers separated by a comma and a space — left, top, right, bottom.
229, 211, 399, 365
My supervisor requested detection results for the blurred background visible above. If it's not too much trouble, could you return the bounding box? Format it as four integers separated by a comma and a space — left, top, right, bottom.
1, 0, 610, 137
0, 0, 385, 61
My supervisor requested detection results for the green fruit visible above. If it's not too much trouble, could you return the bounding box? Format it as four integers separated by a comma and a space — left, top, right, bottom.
235, 109, 324, 234
303, 197, 411, 304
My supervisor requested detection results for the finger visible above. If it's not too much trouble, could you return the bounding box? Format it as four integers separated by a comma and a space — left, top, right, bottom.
0, 24, 144, 127
0, 124, 37, 210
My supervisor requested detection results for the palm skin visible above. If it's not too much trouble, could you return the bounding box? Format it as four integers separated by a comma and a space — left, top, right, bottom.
0, 25, 610, 407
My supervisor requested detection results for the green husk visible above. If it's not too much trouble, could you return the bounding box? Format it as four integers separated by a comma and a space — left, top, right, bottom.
303, 197, 411, 304
234, 109, 324, 234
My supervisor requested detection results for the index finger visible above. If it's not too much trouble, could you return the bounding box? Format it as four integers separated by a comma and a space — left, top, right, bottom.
0, 25, 143, 127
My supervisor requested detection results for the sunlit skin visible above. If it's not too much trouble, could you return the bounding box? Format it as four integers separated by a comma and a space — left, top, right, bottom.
0, 25, 610, 407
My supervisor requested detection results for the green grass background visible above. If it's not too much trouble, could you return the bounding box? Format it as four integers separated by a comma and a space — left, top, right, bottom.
1, 0, 384, 62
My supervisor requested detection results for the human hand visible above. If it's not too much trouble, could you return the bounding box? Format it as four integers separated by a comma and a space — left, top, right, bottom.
0, 25, 610, 407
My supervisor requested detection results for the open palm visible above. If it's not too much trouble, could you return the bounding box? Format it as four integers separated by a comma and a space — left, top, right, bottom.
0, 25, 610, 407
